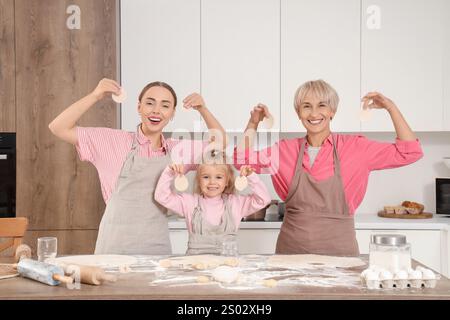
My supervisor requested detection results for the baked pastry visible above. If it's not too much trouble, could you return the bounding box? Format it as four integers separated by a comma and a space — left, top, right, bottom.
401, 201, 424, 214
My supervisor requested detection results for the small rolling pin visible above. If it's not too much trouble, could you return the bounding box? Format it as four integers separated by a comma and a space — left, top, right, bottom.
63, 264, 117, 286
17, 259, 73, 286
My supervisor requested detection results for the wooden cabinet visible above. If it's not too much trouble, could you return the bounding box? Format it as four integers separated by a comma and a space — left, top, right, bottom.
361, 0, 445, 132
0, 0, 15, 132
281, 0, 361, 133
201, 0, 280, 132
13, 0, 118, 252
120, 0, 201, 133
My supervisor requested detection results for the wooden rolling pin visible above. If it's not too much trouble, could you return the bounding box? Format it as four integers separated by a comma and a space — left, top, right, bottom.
60, 263, 117, 286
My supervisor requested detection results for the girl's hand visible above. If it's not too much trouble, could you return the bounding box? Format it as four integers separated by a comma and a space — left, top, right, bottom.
183, 93, 206, 111
361, 92, 397, 112
169, 164, 185, 175
240, 165, 255, 177
91, 78, 121, 101
249, 103, 270, 125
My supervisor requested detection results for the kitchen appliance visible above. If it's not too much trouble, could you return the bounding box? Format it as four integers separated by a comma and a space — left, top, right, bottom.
0, 133, 16, 218
436, 178, 450, 215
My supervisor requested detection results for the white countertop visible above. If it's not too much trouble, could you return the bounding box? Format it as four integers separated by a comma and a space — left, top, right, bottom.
168, 214, 450, 230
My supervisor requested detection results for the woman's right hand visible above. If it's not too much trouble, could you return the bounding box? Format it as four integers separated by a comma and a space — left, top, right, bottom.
249, 103, 270, 125
91, 78, 122, 101
169, 163, 185, 175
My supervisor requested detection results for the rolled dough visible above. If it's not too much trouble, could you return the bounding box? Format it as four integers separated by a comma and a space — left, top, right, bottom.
212, 266, 240, 283
267, 254, 366, 269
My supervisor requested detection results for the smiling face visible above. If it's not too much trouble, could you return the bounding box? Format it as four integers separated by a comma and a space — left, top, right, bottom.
138, 86, 176, 134
296, 91, 335, 135
197, 164, 232, 198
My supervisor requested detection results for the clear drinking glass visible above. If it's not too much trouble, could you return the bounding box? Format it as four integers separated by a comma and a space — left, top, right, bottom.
37, 237, 57, 262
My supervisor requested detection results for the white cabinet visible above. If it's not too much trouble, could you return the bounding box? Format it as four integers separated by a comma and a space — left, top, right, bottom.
237, 229, 280, 254
170, 229, 189, 255
281, 0, 361, 132
201, 0, 280, 132
121, 0, 201, 133
361, 0, 445, 132
169, 228, 281, 255
444, 0, 450, 131
356, 229, 444, 274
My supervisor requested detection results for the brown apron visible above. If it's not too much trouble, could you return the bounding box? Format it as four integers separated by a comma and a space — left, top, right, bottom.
275, 135, 359, 256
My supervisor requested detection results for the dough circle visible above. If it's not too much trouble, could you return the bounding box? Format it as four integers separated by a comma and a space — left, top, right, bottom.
262, 115, 274, 129
112, 88, 127, 103
174, 175, 189, 192
212, 266, 240, 283
234, 176, 248, 191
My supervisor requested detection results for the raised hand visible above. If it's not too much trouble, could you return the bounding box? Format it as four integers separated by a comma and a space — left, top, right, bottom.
92, 78, 121, 101
182, 93, 206, 111
240, 165, 255, 177
249, 103, 270, 125
169, 163, 185, 176
361, 92, 397, 112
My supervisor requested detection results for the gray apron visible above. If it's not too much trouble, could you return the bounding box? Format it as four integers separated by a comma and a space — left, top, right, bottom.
187, 195, 237, 255
276, 135, 360, 256
94, 125, 172, 255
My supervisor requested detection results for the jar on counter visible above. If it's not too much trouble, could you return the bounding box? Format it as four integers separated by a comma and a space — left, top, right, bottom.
369, 234, 411, 272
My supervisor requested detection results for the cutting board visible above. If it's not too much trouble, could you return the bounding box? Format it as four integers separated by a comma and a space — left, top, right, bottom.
378, 211, 433, 219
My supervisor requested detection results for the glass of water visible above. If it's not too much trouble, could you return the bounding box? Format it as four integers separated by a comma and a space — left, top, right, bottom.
37, 237, 57, 262
221, 235, 238, 257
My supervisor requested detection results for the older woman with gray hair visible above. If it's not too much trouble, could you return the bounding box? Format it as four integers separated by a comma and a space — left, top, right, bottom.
234, 79, 423, 256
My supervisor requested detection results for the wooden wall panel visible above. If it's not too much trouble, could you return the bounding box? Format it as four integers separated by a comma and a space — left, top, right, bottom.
15, 0, 118, 230
0, 0, 16, 132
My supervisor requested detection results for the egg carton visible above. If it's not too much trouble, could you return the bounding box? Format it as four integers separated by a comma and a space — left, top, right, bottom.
360, 266, 439, 290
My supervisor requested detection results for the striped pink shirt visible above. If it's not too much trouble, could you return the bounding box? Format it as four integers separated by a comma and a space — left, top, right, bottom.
234, 133, 424, 215
155, 167, 271, 232
75, 126, 207, 203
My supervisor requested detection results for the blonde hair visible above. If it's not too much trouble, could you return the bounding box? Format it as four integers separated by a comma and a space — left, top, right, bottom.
293, 79, 339, 113
194, 150, 236, 195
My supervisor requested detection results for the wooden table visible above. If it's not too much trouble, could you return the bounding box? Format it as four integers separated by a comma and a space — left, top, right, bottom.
1, 255, 449, 300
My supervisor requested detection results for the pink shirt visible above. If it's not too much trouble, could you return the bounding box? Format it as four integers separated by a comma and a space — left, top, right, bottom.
234, 133, 424, 215
75, 126, 207, 203
154, 167, 272, 232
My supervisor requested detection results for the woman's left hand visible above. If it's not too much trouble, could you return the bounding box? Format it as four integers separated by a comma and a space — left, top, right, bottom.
183, 93, 205, 111
361, 92, 397, 112
240, 165, 255, 177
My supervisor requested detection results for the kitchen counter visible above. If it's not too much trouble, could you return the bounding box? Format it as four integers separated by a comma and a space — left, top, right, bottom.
169, 215, 450, 230
1, 255, 449, 300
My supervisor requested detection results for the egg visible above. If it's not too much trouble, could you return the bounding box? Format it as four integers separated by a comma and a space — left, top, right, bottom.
408, 269, 422, 280
421, 269, 436, 280
365, 270, 379, 281
394, 270, 408, 280
379, 270, 393, 280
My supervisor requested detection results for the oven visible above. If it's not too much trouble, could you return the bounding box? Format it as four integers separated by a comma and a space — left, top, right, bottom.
436, 178, 450, 215
0, 133, 16, 217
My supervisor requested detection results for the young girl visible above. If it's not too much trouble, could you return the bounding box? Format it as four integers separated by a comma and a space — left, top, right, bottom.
48, 78, 225, 255
155, 152, 271, 255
